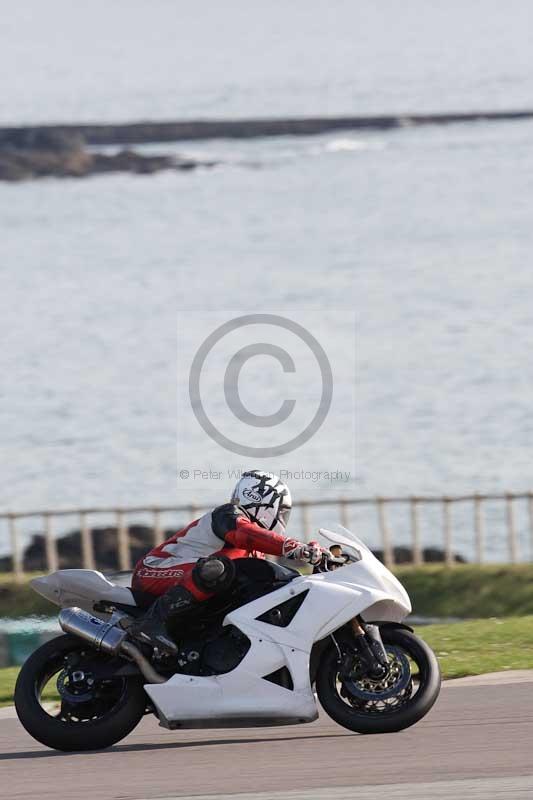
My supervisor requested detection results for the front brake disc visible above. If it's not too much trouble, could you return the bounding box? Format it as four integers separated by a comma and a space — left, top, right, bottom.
341, 646, 411, 702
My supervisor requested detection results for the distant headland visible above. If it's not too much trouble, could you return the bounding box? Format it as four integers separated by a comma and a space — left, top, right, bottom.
1, 109, 532, 182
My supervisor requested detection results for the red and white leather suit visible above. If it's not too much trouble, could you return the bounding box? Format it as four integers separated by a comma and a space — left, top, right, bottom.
132, 503, 304, 602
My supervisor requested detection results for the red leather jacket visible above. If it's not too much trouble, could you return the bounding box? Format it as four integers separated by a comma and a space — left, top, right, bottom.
132, 503, 300, 599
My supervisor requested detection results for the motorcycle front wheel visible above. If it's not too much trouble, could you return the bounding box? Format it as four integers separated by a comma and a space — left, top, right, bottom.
15, 634, 146, 751
316, 626, 441, 734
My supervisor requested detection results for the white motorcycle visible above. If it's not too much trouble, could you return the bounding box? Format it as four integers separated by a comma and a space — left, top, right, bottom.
15, 525, 441, 751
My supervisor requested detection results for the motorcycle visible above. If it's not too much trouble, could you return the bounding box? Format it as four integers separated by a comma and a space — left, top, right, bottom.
14, 525, 441, 751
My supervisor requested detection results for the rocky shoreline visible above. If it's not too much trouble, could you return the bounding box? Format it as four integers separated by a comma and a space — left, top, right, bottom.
0, 128, 216, 182
0, 523, 465, 573
2, 109, 532, 181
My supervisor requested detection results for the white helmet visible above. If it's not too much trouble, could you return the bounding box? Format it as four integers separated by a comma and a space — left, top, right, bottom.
231, 470, 292, 536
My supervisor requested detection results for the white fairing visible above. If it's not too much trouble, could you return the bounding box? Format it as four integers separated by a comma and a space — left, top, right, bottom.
30, 570, 136, 614
315, 525, 412, 624
33, 527, 412, 730
145, 525, 411, 728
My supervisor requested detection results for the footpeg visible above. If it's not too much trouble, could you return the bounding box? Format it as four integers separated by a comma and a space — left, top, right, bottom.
132, 629, 178, 656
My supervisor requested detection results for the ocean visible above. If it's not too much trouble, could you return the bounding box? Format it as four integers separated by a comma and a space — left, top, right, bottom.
2, 0, 533, 560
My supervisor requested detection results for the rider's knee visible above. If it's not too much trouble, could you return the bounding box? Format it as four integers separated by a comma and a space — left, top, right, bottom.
192, 555, 236, 594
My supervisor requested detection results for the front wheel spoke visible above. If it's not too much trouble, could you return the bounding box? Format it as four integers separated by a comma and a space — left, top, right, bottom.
333, 643, 425, 716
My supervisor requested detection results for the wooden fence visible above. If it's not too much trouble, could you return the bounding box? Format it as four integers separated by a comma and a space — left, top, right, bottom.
1, 491, 533, 581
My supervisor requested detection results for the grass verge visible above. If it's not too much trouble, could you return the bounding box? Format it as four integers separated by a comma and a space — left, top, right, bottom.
0, 577, 57, 617
396, 564, 533, 618
0, 667, 19, 708
417, 615, 533, 679
2, 615, 533, 707
0, 665, 59, 709
4, 565, 533, 619
4, 564, 533, 619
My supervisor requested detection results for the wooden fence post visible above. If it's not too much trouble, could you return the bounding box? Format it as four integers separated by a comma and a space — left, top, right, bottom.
474, 495, 484, 564
339, 500, 349, 529
116, 510, 131, 571
505, 494, 519, 563
9, 515, 24, 582
528, 494, 533, 562
377, 499, 394, 568
153, 509, 164, 546
443, 499, 453, 567
410, 498, 423, 565
44, 513, 59, 573
80, 512, 95, 570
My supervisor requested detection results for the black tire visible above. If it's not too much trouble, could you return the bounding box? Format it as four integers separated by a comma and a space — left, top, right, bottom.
316, 627, 441, 734
15, 634, 146, 751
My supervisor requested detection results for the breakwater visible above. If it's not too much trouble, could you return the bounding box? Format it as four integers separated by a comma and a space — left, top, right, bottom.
1, 109, 533, 181
2, 109, 533, 148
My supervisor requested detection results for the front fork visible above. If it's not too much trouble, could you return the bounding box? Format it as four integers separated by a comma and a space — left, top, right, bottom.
338, 618, 390, 680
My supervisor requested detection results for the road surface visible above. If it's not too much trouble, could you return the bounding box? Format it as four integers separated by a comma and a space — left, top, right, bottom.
2, 676, 533, 799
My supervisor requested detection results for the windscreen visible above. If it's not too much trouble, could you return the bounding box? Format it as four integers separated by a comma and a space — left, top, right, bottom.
315, 524, 367, 561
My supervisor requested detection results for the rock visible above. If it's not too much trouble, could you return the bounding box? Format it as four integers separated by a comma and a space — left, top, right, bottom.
0, 128, 84, 152
0, 125, 215, 182
0, 147, 92, 181
372, 546, 466, 564
91, 149, 176, 175
0, 524, 188, 573
0, 529, 466, 574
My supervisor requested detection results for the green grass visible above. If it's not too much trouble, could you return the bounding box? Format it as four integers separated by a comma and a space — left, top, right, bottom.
415, 615, 533, 679
0, 572, 43, 584
0, 577, 57, 618
3, 564, 533, 619
0, 666, 19, 707
0, 664, 60, 708
396, 564, 533, 618
2, 615, 533, 707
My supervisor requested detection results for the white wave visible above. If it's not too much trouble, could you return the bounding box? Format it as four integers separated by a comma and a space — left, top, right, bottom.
324, 137, 386, 152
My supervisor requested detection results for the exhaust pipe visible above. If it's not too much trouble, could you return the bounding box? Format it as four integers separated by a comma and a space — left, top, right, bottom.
120, 640, 167, 684
59, 607, 128, 654
59, 607, 167, 684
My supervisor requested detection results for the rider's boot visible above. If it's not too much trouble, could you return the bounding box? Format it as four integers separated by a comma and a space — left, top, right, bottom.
127, 586, 199, 657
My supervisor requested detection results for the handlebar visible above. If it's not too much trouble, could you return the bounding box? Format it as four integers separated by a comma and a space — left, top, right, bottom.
312, 549, 351, 573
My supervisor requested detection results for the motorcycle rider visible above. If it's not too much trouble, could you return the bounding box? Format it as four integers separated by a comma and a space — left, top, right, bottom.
129, 470, 328, 654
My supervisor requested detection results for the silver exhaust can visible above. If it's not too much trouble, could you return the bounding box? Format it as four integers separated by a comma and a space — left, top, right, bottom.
59, 607, 128, 655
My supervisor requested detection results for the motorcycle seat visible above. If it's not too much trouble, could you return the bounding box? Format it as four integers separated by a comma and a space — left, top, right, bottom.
31, 569, 140, 609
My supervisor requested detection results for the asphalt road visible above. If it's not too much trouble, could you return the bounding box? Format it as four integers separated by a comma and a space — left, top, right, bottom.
2, 678, 533, 800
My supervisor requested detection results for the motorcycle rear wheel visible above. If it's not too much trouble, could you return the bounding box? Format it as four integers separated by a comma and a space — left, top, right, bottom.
316, 626, 441, 734
15, 634, 146, 751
